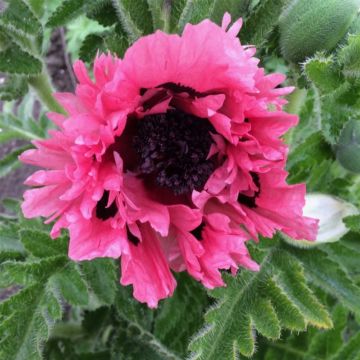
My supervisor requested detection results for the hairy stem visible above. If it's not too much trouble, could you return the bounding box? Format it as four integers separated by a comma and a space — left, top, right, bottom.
28, 72, 66, 115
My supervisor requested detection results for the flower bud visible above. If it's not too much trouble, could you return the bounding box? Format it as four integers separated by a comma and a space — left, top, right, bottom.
336, 119, 360, 173
283, 193, 359, 247
279, 0, 360, 63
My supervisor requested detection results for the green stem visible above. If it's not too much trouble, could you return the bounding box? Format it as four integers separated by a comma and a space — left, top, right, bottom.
161, 0, 171, 33
28, 72, 66, 115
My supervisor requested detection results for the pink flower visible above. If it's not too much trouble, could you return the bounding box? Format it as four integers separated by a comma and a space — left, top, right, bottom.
20, 13, 318, 307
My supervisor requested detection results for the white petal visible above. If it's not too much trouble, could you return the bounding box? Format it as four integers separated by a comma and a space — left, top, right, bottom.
283, 193, 359, 247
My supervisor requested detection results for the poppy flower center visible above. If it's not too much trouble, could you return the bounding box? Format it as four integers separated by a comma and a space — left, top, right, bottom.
132, 110, 215, 195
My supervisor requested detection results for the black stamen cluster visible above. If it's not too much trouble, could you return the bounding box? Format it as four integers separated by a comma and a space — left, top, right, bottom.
133, 110, 215, 195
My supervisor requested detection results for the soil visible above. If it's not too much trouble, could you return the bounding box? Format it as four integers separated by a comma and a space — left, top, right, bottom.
0, 28, 75, 208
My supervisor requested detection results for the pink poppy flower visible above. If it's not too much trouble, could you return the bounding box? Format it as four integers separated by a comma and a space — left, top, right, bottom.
20, 13, 318, 307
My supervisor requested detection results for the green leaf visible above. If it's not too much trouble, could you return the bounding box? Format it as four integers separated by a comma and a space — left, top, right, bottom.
111, 0, 153, 42
80, 258, 118, 305
104, 32, 129, 57
290, 247, 360, 316
79, 33, 107, 63
154, 274, 208, 356
51, 263, 89, 306
169, 0, 187, 32
46, 0, 87, 27
0, 74, 29, 101
147, 0, 166, 30
0, 256, 68, 287
177, 0, 213, 31
210, 0, 250, 24
26, 0, 45, 18
189, 248, 332, 359
338, 34, 360, 79
304, 55, 345, 95
0, 42, 42, 75
241, 0, 286, 47
0, 0, 42, 36
287, 132, 334, 185
20, 229, 68, 258
0, 223, 25, 262
343, 215, 360, 233
0, 283, 63, 360
0, 113, 47, 141
86, 0, 118, 27
0, 145, 31, 178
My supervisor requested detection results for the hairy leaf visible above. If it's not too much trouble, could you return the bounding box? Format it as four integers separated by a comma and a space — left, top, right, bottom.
189, 247, 332, 359
46, 0, 87, 27
0, 42, 42, 75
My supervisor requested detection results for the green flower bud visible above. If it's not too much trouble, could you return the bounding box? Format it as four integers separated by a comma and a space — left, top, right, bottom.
279, 0, 360, 63
283, 193, 359, 248
337, 119, 360, 173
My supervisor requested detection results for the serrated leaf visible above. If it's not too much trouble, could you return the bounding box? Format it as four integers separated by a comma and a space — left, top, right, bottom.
80, 258, 118, 305
250, 298, 281, 339
46, 0, 87, 27
169, 0, 187, 32
147, 0, 166, 30
271, 251, 333, 329
0, 0, 42, 36
287, 132, 334, 185
241, 0, 286, 47
86, 0, 118, 27
265, 278, 306, 331
0, 283, 63, 360
0, 145, 31, 178
20, 229, 68, 258
339, 34, 360, 79
0, 42, 42, 75
111, 0, 152, 42
189, 248, 332, 360
289, 246, 360, 316
0, 74, 29, 101
104, 32, 129, 57
0, 256, 68, 287
79, 33, 106, 63
304, 55, 345, 94
51, 263, 89, 306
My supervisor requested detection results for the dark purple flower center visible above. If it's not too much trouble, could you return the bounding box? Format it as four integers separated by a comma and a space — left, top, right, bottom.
132, 110, 215, 195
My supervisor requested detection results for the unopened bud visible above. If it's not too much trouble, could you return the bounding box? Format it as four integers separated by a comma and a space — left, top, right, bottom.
337, 120, 360, 173
279, 0, 360, 63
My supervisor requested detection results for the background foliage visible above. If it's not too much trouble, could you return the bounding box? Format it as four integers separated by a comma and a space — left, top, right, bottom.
1, 0, 360, 359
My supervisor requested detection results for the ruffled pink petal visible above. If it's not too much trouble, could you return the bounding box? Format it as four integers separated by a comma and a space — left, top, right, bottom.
120, 223, 176, 307
68, 216, 128, 261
